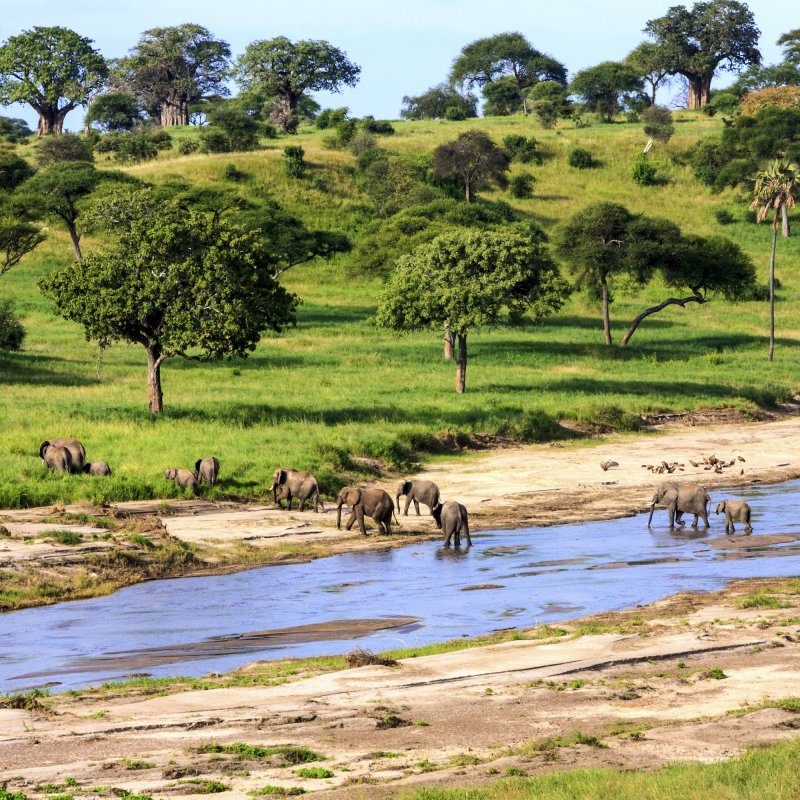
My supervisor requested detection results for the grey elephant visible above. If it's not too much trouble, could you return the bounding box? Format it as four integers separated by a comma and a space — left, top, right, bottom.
271, 468, 323, 512
39, 441, 73, 473
396, 479, 440, 516
648, 483, 710, 529
336, 487, 396, 535
194, 456, 220, 487
432, 501, 471, 546
39, 438, 85, 473
83, 461, 111, 476
165, 468, 198, 494
716, 500, 753, 534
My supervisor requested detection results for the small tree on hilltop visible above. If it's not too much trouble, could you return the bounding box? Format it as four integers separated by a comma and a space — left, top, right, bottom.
39, 189, 299, 414
375, 229, 568, 393
569, 62, 644, 123
642, 105, 674, 144
0, 216, 45, 278
433, 130, 510, 203
0, 26, 107, 135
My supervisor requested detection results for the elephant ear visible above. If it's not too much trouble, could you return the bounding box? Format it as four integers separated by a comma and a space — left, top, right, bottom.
39, 441, 50, 459
347, 488, 361, 506
195, 459, 202, 473
279, 469, 288, 485
403, 480, 412, 495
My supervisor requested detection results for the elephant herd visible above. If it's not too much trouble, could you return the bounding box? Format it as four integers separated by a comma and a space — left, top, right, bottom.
39, 439, 110, 476
648, 482, 753, 535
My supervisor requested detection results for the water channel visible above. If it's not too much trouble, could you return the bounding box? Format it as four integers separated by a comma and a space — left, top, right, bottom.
3, 480, 800, 692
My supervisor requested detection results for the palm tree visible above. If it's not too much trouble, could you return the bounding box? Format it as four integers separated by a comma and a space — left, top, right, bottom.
750, 160, 800, 362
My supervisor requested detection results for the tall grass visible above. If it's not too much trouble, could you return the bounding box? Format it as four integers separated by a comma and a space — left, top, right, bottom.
1, 112, 799, 507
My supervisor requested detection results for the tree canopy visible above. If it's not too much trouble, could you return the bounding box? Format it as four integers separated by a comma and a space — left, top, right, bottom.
375, 229, 567, 393
0, 26, 107, 135
85, 91, 145, 132
569, 62, 644, 122
644, 0, 761, 109
400, 83, 477, 120
626, 42, 672, 104
112, 24, 231, 127
39, 189, 299, 414
432, 130, 510, 203
234, 37, 360, 133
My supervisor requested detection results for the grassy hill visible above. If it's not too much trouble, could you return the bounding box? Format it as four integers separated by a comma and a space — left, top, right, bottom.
1, 111, 799, 507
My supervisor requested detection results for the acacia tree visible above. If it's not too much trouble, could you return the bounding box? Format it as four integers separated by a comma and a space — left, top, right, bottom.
626, 42, 672, 104
39, 190, 298, 414
234, 37, 360, 133
644, 1, 761, 110
0, 217, 45, 277
113, 24, 231, 127
432, 130, 510, 203
750, 160, 800, 361
0, 26, 107, 135
400, 83, 477, 119
778, 29, 800, 65
569, 62, 644, 122
85, 91, 144, 132
376, 230, 567, 393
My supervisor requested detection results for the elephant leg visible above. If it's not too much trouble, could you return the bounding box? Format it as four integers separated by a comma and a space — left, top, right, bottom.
444, 529, 453, 546
345, 509, 357, 531
356, 506, 368, 535
668, 507, 675, 529
744, 522, 752, 535
463, 522, 472, 546
413, 499, 420, 516
400, 495, 409, 516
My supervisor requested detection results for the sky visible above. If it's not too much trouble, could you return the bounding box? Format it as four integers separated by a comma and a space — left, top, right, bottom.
0, 0, 793, 131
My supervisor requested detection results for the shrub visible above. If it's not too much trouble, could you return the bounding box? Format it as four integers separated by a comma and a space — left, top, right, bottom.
0, 148, 34, 190
444, 106, 466, 121
349, 130, 378, 156
283, 145, 305, 178
502, 134, 542, 164
206, 105, 260, 151
704, 91, 741, 116
177, 138, 200, 155
741, 86, 800, 116
316, 107, 349, 129
95, 131, 170, 163
263, 123, 278, 139
715, 209, 736, 225
642, 105, 674, 143
688, 139, 730, 185
35, 133, 93, 166
568, 147, 594, 168
0, 116, 33, 142
199, 129, 231, 153
223, 163, 246, 181
531, 100, 559, 128
631, 156, 657, 185
509, 172, 536, 198
0, 299, 25, 350
361, 116, 395, 135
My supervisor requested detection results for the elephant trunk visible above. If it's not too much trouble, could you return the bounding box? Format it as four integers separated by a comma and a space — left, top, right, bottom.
271, 483, 278, 504
336, 501, 343, 529
647, 503, 656, 527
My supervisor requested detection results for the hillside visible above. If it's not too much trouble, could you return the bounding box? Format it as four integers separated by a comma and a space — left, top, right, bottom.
2, 112, 799, 507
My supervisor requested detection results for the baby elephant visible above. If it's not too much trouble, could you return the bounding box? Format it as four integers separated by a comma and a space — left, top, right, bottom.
396, 479, 440, 516
432, 501, 471, 547
194, 456, 220, 486
165, 468, 198, 494
716, 500, 753, 534
83, 461, 111, 476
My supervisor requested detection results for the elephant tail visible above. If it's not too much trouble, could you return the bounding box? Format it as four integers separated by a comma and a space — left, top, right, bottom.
314, 488, 325, 512
393, 509, 399, 525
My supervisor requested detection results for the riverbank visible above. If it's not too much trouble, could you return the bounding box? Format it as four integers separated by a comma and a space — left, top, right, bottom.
3, 411, 800, 611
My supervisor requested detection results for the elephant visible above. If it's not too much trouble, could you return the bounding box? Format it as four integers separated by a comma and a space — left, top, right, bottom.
648, 483, 711, 529
716, 500, 753, 534
271, 468, 323, 512
83, 461, 111, 476
165, 468, 198, 494
194, 456, 220, 487
39, 438, 85, 473
432, 501, 471, 546
39, 441, 73, 473
396, 479, 440, 516
336, 487, 396, 535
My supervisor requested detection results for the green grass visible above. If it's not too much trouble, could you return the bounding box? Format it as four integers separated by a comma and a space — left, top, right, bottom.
197, 743, 324, 764
2, 112, 800, 507
399, 737, 800, 799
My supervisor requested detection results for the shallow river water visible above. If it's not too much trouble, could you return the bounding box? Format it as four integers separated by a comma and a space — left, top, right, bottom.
3, 480, 800, 692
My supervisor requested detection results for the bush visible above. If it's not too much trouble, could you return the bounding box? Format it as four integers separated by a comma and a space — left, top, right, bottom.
263, 123, 278, 139
0, 116, 33, 142
509, 172, 536, 198
444, 106, 467, 121
715, 209, 736, 225
223, 163, 246, 181
316, 107, 349, 129
0, 148, 34, 190
177, 138, 200, 155
688, 139, 730, 185
642, 105, 674, 143
35, 133, 93, 167
568, 147, 594, 169
95, 131, 171, 163
199, 129, 231, 153
502, 134, 542, 164
148, 130, 173, 151
631, 156, 657, 185
361, 116, 395, 135
206, 105, 260, 151
0, 299, 25, 350
349, 130, 378, 156
531, 100, 559, 128
283, 145, 305, 178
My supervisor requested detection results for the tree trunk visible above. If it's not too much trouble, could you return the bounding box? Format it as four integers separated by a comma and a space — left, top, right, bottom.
36, 106, 60, 136
146, 345, 165, 414
443, 322, 454, 360
769, 218, 778, 363
686, 74, 712, 109
455, 333, 467, 394
67, 223, 82, 262
601, 278, 612, 346
782, 204, 790, 238
621, 295, 706, 346
464, 180, 471, 203
160, 101, 188, 127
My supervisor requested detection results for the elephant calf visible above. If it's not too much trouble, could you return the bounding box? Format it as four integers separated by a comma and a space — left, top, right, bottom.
83, 461, 111, 476
194, 456, 220, 487
39, 441, 73, 473
432, 501, 471, 547
396, 479, 440, 517
272, 468, 323, 512
165, 468, 198, 494
38, 438, 85, 474
716, 500, 753, 534
336, 487, 395, 535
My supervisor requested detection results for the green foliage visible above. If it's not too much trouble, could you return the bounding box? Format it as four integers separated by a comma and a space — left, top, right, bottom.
568, 148, 595, 169
444, 106, 467, 121
0, 115, 33, 142
482, 76, 523, 116
0, 147, 34, 190
715, 209, 735, 225
569, 61, 644, 122
294, 767, 334, 779
0, 298, 25, 350
401, 84, 477, 120
626, 41, 672, 103
704, 90, 741, 116
502, 134, 542, 164
47, 529, 83, 545
94, 131, 171, 163
631, 156, 657, 186
223, 163, 246, 181
177, 138, 200, 156
205, 103, 260, 151
199, 742, 323, 764
642, 105, 674, 143
432, 130, 510, 202
283, 145, 305, 178
528, 81, 572, 127
250, 788, 305, 797
199, 129, 230, 153
509, 171, 536, 198
0, 26, 107, 133
35, 133, 93, 167
315, 107, 349, 129
85, 92, 144, 132
360, 116, 395, 136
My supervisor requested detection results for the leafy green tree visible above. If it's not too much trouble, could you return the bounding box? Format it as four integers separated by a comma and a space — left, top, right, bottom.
0, 217, 45, 278
0, 26, 107, 135
569, 62, 644, 122
642, 105, 675, 143
234, 37, 360, 133
527, 81, 572, 127
482, 76, 524, 116
731, 62, 800, 95
750, 159, 800, 361
626, 42, 672, 104
644, 1, 761, 109
375, 229, 567, 393
777, 29, 800, 65
35, 132, 93, 167
0, 147, 34, 190
400, 84, 477, 120
39, 189, 299, 414
113, 24, 231, 127
432, 130, 510, 202
85, 91, 144, 132
0, 116, 33, 142
205, 103, 260, 151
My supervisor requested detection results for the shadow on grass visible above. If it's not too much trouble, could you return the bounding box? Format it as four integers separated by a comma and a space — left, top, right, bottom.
0, 353, 100, 387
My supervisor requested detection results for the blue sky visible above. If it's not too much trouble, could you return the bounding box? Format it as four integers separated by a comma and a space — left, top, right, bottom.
0, 0, 792, 130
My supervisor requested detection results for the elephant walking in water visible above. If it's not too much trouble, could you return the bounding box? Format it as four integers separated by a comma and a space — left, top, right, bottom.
396, 479, 440, 516
648, 483, 710, 529
433, 501, 471, 546
716, 500, 753, 534
336, 487, 395, 535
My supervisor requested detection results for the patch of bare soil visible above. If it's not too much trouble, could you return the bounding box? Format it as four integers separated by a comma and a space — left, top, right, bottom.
3, 579, 800, 798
